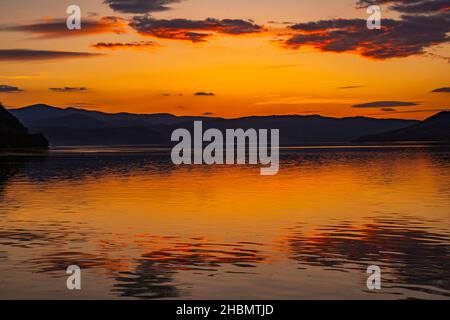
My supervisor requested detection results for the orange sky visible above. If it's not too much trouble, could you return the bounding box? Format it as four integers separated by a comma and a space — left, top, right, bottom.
0, 0, 449, 119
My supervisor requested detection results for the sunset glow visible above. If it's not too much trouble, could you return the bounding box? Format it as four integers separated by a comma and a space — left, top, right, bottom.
1, 0, 448, 119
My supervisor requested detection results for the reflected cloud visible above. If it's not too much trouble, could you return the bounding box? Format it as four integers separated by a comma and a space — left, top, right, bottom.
112, 237, 266, 299
284, 216, 450, 297
113, 259, 181, 299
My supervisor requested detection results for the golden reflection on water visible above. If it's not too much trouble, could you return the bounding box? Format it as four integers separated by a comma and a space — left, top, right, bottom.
0, 146, 449, 299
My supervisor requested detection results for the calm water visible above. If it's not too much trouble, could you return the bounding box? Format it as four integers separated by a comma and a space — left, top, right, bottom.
0, 146, 449, 299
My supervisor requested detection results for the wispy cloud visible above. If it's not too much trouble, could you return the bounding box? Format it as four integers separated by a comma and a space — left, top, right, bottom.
0, 49, 102, 61
64, 102, 96, 108
91, 41, 159, 50
159, 93, 183, 96
338, 85, 365, 89
256, 96, 355, 105
195, 92, 215, 96
0, 17, 127, 38
49, 87, 89, 93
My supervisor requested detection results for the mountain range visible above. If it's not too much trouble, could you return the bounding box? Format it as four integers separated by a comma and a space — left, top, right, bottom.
6, 104, 438, 146
357, 111, 450, 142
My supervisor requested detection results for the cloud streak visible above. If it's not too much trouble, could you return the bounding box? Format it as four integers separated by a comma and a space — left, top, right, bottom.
91, 41, 159, 50
49, 87, 89, 93
0, 49, 102, 61
0, 17, 127, 38
195, 92, 215, 96
338, 85, 365, 89
353, 101, 419, 108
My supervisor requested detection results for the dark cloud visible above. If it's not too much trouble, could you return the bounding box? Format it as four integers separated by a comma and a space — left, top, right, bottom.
160, 93, 183, 96
357, 0, 450, 14
0, 17, 127, 38
91, 41, 158, 49
353, 101, 419, 108
130, 16, 264, 42
381, 107, 397, 112
0, 85, 23, 93
282, 0, 450, 60
338, 85, 365, 89
49, 87, 89, 93
0, 49, 102, 61
104, 0, 181, 14
425, 52, 450, 62
195, 92, 215, 96
267, 21, 295, 25
202, 112, 214, 116
431, 87, 450, 93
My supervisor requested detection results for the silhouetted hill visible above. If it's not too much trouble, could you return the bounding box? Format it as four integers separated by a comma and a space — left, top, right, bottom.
0, 103, 48, 148
9, 104, 418, 146
357, 111, 450, 142
10, 104, 217, 128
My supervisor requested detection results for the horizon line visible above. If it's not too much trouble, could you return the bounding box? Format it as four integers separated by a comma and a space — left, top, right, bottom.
4, 103, 440, 122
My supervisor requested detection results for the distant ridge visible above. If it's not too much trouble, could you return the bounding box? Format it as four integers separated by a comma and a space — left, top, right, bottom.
357, 111, 450, 142
10, 104, 215, 127
9, 104, 419, 146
